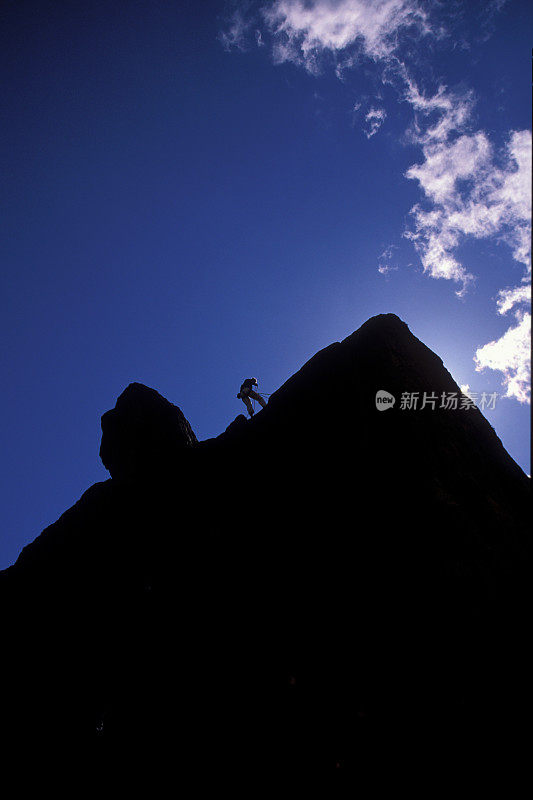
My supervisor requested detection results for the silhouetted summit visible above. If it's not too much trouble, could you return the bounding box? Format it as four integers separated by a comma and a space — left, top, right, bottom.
1, 314, 529, 784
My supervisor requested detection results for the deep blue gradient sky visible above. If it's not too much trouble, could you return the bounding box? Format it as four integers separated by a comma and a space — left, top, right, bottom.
1, 0, 531, 568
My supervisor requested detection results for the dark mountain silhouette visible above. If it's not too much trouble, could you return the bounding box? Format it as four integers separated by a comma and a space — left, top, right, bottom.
1, 314, 530, 786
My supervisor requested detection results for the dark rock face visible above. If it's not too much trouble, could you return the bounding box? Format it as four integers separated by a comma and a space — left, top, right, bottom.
1, 314, 530, 786
99, 382, 197, 480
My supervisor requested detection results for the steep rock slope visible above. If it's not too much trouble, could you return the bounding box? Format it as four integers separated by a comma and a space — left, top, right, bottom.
1, 314, 529, 783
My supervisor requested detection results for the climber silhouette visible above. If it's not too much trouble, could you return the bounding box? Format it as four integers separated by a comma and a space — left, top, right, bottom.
237, 377, 267, 417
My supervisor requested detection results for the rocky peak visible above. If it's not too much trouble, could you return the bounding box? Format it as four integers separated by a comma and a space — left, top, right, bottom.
1, 314, 530, 782
99, 382, 197, 481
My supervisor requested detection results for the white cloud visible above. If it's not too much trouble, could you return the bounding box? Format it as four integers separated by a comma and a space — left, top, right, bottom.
406, 131, 492, 204
403, 80, 475, 145
221, 6, 529, 298
496, 283, 531, 316
399, 74, 531, 406
487, 130, 532, 268
474, 279, 531, 405
377, 244, 398, 274
221, 1, 530, 401
403, 77, 532, 298
402, 79, 531, 394
376, 71, 531, 303
404, 224, 475, 294
474, 310, 531, 404
261, 0, 432, 72
364, 106, 387, 137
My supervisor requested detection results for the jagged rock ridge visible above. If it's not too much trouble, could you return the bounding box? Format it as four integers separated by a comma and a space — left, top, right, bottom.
1, 314, 530, 785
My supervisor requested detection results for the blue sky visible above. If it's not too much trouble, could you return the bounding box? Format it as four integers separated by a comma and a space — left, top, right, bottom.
1, 0, 530, 568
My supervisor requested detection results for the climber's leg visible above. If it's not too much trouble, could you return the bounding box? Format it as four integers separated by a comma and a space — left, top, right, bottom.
242, 394, 254, 416
248, 390, 267, 409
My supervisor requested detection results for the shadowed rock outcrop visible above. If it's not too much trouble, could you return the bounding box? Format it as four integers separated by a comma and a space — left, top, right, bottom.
1, 314, 530, 786
100, 382, 197, 480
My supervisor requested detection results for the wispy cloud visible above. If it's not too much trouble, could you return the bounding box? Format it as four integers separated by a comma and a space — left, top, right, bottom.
219, 3, 255, 51
377, 245, 399, 274
364, 106, 387, 138
221, 0, 435, 70
477, 0, 509, 44
401, 72, 531, 299
262, 0, 432, 72
221, 0, 530, 402
400, 73, 531, 397
496, 283, 531, 316
403, 79, 475, 146
475, 254, 531, 405
474, 309, 531, 404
